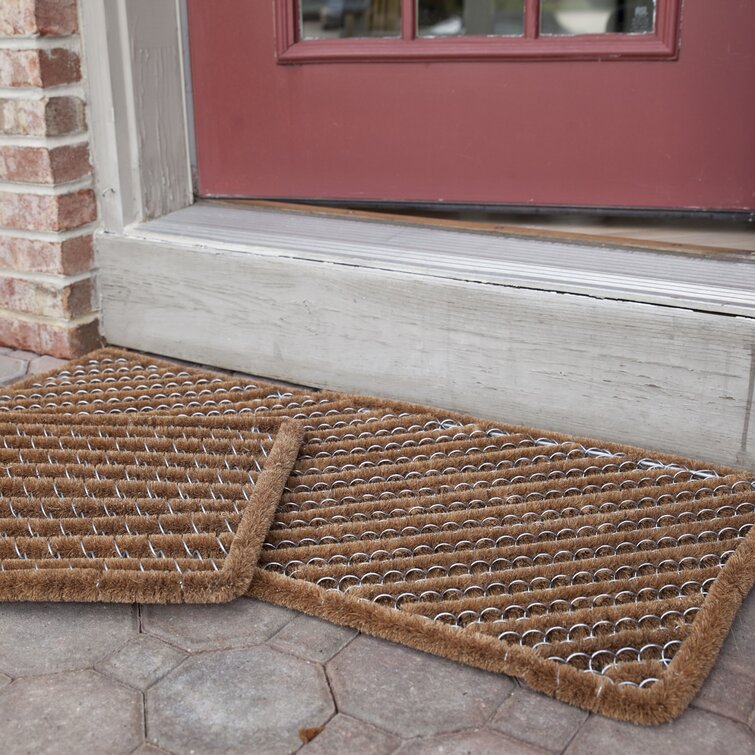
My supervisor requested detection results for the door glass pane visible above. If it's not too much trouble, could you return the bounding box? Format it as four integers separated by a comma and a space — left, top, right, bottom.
540, 0, 656, 35
300, 0, 402, 39
417, 1, 525, 37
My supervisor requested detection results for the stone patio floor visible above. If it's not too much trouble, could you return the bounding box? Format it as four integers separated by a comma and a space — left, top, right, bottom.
0, 347, 753, 755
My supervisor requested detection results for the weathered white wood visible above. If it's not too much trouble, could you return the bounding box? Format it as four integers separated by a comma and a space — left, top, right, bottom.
98, 233, 755, 469
79, 0, 192, 231
78, 0, 135, 231
123, 0, 193, 220
178, 0, 198, 186
143, 204, 755, 318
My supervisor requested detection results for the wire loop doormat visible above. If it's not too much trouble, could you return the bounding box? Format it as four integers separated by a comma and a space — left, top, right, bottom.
0, 412, 302, 603
1, 347, 753, 725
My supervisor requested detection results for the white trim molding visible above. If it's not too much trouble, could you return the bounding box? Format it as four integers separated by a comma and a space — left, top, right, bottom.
79, 0, 192, 232
80, 0, 755, 468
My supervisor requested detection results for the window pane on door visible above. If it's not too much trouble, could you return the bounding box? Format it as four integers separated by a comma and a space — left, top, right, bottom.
540, 0, 656, 35
300, 0, 402, 38
417, 1, 525, 37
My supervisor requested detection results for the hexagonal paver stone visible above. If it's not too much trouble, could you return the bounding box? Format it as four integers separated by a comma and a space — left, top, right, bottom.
300, 713, 399, 755
147, 646, 334, 754
491, 686, 588, 751
566, 708, 755, 755
395, 729, 549, 754
691, 663, 755, 724
0, 670, 143, 754
0, 355, 27, 386
0, 603, 137, 677
6, 349, 36, 360
96, 634, 187, 690
142, 597, 295, 652
27, 355, 67, 375
328, 635, 513, 738
269, 613, 357, 663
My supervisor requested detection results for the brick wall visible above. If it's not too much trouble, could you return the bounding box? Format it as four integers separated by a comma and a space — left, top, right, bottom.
0, 0, 99, 357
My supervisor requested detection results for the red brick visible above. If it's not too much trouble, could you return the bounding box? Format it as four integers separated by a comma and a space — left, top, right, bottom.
0, 97, 84, 136
0, 98, 45, 135
66, 277, 92, 316
0, 146, 49, 182
0, 276, 93, 318
0, 144, 90, 183
34, 0, 78, 36
0, 48, 80, 88
0, 234, 93, 275
0, 314, 100, 358
38, 48, 80, 86
0, 189, 96, 232
49, 144, 90, 182
0, 0, 35, 36
0, 0, 78, 37
45, 96, 85, 134
56, 188, 95, 229
0, 50, 40, 88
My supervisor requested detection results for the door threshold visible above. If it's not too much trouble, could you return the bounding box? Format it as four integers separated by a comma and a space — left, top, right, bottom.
215, 198, 755, 260
134, 200, 755, 318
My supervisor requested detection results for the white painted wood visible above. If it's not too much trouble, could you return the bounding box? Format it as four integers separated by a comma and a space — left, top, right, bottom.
79, 0, 192, 232
142, 203, 755, 318
123, 0, 193, 221
78, 0, 137, 231
178, 0, 198, 188
98, 233, 755, 469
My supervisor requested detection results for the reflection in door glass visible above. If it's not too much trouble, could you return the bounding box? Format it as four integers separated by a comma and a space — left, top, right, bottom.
417, 1, 524, 37
300, 0, 402, 38
540, 0, 655, 35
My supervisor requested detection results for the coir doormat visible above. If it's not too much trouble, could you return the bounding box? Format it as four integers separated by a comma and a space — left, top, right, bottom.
1, 347, 753, 725
0, 412, 302, 603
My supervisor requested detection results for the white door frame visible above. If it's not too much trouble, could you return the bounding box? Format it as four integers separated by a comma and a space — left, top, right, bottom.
77, 0, 755, 468
79, 0, 193, 232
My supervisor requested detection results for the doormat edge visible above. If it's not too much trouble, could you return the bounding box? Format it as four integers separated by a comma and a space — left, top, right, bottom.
0, 414, 304, 604
5, 347, 229, 394
250, 526, 755, 725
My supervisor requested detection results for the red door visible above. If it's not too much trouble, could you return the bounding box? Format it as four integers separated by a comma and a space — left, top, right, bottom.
187, 0, 755, 213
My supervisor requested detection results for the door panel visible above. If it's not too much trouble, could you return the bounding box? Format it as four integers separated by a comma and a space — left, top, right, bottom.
187, 0, 755, 212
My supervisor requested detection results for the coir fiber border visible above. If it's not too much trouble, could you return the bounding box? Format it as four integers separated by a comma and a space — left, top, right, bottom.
243, 403, 754, 726
0, 413, 303, 604
250, 511, 754, 726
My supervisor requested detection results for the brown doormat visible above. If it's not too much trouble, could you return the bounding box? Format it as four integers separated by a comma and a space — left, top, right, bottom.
0, 412, 302, 603
2, 347, 753, 725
